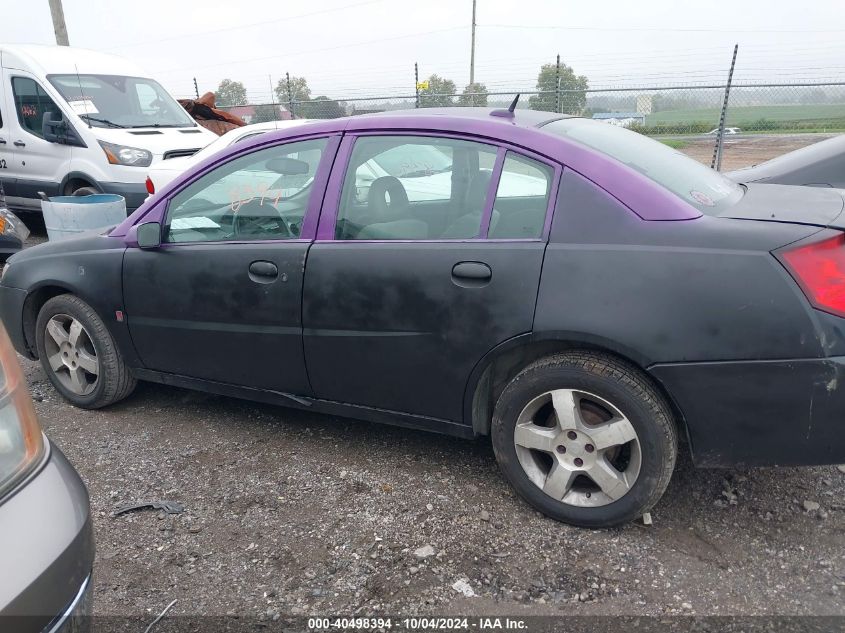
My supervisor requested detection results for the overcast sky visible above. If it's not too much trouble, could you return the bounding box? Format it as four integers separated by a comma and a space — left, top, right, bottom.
3, 0, 844, 103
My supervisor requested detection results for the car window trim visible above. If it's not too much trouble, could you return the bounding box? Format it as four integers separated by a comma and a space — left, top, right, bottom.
151, 133, 341, 247
315, 131, 562, 244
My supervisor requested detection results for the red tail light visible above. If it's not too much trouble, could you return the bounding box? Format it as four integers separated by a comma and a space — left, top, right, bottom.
780, 233, 845, 318
145, 176, 155, 195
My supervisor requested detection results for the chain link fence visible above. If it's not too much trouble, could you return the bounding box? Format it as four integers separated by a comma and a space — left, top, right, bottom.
220, 82, 845, 170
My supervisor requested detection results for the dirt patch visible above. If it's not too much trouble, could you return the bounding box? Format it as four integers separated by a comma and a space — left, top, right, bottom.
679, 133, 836, 171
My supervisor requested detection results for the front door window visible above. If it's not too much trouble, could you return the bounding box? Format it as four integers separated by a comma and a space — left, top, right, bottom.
11, 77, 62, 139
164, 137, 328, 242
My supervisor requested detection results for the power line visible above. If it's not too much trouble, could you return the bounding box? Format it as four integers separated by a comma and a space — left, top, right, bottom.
479, 23, 845, 34
104, 0, 385, 51
152, 26, 469, 75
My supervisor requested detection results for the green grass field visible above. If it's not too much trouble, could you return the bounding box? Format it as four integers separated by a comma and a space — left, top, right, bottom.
659, 139, 689, 149
646, 104, 845, 127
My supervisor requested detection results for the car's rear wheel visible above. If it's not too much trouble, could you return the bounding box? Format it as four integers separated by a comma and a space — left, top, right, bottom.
491, 352, 677, 528
36, 294, 136, 408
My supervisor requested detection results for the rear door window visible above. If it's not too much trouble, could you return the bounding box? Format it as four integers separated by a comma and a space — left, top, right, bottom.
489, 152, 553, 239
336, 135, 498, 240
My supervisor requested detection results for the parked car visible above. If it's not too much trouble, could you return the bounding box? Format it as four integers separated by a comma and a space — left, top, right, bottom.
0, 322, 93, 631
145, 120, 311, 196
727, 133, 845, 189
0, 205, 29, 262
0, 44, 217, 214
3, 107, 845, 528
707, 127, 741, 135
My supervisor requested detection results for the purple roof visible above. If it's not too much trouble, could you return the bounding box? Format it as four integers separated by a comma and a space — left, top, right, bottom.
111, 108, 700, 237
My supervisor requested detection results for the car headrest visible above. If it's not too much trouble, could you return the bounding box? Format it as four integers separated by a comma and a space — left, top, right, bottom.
368, 176, 409, 220
467, 171, 492, 210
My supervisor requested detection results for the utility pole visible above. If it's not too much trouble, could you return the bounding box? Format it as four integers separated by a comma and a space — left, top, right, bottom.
48, 0, 70, 46
469, 0, 477, 86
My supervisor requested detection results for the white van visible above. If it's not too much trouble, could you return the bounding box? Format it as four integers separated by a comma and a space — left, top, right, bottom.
0, 44, 216, 213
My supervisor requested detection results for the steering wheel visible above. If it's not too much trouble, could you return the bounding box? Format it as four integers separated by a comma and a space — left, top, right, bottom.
230, 200, 291, 239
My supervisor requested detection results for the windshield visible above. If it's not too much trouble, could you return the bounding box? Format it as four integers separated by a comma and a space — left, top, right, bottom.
542, 118, 743, 214
48, 74, 195, 129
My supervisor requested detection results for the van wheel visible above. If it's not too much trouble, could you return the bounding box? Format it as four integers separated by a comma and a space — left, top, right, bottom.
35, 294, 136, 409
71, 186, 98, 196
491, 351, 677, 528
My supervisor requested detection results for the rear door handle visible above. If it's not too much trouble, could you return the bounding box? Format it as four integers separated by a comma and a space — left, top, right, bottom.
0, 139, 6, 145
452, 261, 492, 286
13, 141, 25, 147
248, 260, 278, 283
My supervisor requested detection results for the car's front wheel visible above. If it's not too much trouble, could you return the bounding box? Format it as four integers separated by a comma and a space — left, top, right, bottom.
492, 352, 677, 528
35, 294, 136, 408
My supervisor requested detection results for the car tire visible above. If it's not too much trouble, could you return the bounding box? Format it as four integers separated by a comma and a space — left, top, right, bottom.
35, 294, 136, 409
491, 351, 677, 528
71, 186, 98, 196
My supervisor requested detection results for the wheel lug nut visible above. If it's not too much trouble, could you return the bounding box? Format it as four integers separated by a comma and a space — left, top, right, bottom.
555, 445, 566, 454
574, 457, 583, 467
567, 431, 577, 440
585, 444, 595, 453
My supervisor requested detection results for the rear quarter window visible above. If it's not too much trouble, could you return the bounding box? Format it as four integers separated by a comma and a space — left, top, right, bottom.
542, 118, 743, 215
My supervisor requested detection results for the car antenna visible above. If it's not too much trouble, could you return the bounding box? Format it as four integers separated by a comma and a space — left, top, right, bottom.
75, 64, 92, 129
490, 93, 520, 118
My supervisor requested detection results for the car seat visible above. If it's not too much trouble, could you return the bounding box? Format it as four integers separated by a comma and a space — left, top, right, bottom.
356, 176, 428, 240
440, 171, 500, 238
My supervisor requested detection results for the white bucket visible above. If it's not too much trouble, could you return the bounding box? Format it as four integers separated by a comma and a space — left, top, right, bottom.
41, 194, 127, 241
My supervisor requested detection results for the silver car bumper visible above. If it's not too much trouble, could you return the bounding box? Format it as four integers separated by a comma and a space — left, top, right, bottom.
45, 575, 91, 633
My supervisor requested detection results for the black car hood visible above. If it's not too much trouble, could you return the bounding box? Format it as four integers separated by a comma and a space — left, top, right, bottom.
718, 183, 845, 229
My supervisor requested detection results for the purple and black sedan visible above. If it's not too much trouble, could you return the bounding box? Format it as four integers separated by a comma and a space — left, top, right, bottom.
2, 106, 844, 527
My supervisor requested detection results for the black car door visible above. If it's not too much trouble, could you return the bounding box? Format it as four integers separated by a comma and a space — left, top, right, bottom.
123, 135, 337, 395
303, 134, 559, 423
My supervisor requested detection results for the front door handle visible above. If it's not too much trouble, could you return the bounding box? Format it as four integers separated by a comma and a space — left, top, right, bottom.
248, 260, 278, 283
452, 261, 492, 287
13, 141, 25, 147
0, 139, 6, 145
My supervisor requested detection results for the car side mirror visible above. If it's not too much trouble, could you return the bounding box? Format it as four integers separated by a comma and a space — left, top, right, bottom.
136, 222, 162, 249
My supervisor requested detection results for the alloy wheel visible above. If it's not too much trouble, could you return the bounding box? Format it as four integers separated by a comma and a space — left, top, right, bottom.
43, 314, 99, 396
513, 388, 642, 507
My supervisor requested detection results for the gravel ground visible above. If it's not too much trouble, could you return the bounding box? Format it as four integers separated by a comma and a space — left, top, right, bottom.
22, 359, 845, 619
12, 133, 845, 623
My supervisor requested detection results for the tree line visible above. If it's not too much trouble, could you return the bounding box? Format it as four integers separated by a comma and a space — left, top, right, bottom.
213, 59, 590, 119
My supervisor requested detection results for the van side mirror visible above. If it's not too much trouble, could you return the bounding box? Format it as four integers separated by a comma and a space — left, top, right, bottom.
42, 111, 65, 143
136, 222, 162, 249
42, 111, 85, 147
